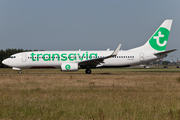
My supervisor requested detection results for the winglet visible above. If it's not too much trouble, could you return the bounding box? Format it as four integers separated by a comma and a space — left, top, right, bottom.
111, 44, 121, 56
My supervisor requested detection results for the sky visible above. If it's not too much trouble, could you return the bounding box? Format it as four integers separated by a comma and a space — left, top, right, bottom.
0, 0, 180, 61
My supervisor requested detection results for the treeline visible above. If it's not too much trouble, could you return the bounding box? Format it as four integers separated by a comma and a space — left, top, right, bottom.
0, 49, 38, 68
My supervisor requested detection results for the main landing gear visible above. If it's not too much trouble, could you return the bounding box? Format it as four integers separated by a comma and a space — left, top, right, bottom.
85, 69, 91, 74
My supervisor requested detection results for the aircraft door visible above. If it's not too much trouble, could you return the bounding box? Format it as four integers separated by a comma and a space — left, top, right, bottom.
140, 53, 144, 62
22, 53, 26, 62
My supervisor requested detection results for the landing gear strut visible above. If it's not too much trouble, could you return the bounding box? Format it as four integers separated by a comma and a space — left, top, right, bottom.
85, 69, 91, 74
18, 70, 22, 74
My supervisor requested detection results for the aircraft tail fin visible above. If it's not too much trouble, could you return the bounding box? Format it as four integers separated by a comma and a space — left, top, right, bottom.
128, 19, 173, 52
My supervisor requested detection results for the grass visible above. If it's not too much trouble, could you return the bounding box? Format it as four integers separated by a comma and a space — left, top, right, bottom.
0, 68, 180, 119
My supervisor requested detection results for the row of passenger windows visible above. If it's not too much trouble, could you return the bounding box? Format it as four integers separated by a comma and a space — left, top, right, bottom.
28, 56, 134, 59
28, 57, 60, 59
113, 56, 134, 58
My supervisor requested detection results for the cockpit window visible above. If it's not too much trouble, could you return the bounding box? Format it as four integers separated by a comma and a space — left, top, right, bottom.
9, 56, 16, 59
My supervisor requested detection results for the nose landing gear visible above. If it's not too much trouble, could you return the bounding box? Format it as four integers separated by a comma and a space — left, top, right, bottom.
18, 70, 22, 74
12, 67, 22, 74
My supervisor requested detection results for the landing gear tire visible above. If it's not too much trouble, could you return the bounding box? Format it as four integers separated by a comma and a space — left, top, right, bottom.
18, 70, 22, 74
85, 69, 91, 74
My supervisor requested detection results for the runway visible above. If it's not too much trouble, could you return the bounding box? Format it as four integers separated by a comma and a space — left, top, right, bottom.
0, 72, 177, 76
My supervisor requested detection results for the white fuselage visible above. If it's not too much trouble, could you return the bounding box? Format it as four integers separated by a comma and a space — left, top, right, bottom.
2, 50, 165, 69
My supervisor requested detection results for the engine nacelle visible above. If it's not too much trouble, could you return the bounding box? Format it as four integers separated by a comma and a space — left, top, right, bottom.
61, 63, 78, 71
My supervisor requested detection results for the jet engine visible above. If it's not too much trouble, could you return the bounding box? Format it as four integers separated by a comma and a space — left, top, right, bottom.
61, 63, 78, 71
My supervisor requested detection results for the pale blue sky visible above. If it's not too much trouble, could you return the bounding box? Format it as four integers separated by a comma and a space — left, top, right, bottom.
0, 0, 180, 61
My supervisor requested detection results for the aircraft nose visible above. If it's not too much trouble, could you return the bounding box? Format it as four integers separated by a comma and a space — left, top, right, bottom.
2, 59, 9, 66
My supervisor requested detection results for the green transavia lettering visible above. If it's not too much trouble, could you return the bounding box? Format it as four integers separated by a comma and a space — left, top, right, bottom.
30, 52, 98, 61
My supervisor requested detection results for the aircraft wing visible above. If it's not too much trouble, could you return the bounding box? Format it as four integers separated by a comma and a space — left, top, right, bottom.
78, 44, 121, 66
154, 49, 177, 56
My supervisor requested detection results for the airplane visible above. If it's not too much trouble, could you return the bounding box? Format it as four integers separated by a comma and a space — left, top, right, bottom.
2, 19, 177, 74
